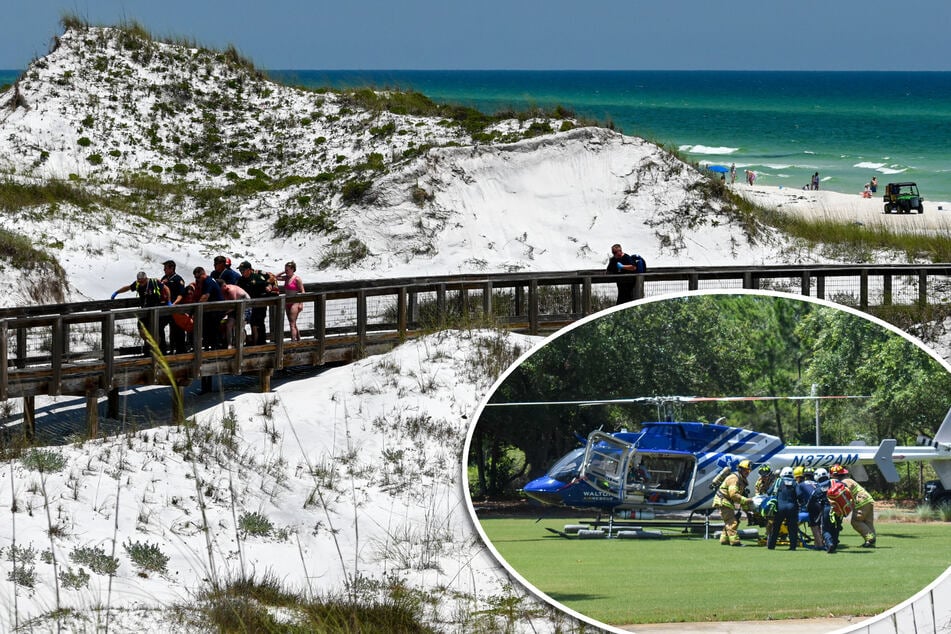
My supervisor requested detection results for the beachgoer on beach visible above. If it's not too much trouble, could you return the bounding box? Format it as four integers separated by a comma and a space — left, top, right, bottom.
812, 172, 820, 191
870, 176, 878, 193
862, 183, 872, 198
729, 163, 736, 185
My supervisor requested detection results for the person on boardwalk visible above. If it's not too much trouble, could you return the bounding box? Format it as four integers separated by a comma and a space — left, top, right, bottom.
211, 255, 241, 285
160, 260, 187, 354
236, 260, 276, 345
111, 271, 169, 355
713, 459, 754, 546
606, 244, 641, 305
219, 282, 251, 348
766, 467, 799, 550
830, 464, 876, 547
276, 261, 305, 341
192, 267, 225, 350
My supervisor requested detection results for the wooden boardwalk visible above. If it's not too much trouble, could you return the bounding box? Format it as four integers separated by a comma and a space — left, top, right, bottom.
2, 263, 949, 439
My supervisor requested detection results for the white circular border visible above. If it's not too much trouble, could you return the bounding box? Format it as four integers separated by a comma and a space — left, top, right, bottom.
460, 288, 951, 633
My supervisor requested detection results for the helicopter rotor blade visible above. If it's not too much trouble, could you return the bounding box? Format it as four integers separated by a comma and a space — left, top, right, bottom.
486, 395, 870, 407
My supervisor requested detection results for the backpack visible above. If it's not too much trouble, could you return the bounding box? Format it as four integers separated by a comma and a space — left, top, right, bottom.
826, 479, 854, 517
633, 254, 647, 273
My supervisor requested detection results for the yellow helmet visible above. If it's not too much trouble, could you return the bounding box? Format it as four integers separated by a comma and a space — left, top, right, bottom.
737, 459, 753, 471
793, 466, 805, 478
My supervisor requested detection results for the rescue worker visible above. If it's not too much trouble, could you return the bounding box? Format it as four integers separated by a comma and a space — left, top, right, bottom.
794, 466, 823, 549
753, 463, 777, 533
714, 459, 754, 546
767, 466, 799, 550
754, 463, 776, 495
831, 464, 876, 547
813, 468, 840, 553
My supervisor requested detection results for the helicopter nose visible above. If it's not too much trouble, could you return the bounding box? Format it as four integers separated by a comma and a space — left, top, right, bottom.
522, 476, 568, 506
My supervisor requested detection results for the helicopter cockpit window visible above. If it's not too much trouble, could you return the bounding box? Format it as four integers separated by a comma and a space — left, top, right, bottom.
547, 448, 586, 481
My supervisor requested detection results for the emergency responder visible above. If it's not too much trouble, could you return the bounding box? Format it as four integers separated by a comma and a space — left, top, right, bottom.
830, 464, 876, 547
813, 468, 840, 553
794, 466, 824, 549
714, 459, 754, 546
767, 466, 800, 550
754, 463, 776, 495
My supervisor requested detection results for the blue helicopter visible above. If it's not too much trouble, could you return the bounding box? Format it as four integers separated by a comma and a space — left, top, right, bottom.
489, 396, 951, 526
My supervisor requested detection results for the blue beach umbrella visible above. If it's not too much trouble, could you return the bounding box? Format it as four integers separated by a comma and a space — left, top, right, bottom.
707, 164, 730, 174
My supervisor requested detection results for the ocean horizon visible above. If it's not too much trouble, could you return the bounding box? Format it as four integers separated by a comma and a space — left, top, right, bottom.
5, 69, 950, 202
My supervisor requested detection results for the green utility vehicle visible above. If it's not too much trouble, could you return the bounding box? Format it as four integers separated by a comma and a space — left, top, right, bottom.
883, 182, 924, 214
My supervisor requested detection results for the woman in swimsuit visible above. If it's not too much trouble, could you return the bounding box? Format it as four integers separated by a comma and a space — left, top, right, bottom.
277, 261, 305, 341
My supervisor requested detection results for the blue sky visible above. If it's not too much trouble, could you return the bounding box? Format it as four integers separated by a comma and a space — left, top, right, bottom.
4, 0, 951, 71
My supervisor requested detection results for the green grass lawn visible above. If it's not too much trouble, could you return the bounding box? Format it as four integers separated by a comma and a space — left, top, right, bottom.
478, 516, 951, 626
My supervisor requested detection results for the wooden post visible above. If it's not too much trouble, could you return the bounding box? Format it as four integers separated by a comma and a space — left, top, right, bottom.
103, 313, 115, 391
883, 274, 893, 306
919, 270, 928, 307
482, 281, 493, 319
397, 288, 408, 339
688, 273, 699, 291
514, 285, 524, 317
107, 387, 119, 418
816, 275, 825, 300
315, 294, 326, 365
435, 284, 447, 324
356, 291, 367, 357
634, 275, 645, 300
23, 395, 35, 440
582, 277, 592, 316
743, 271, 755, 290
528, 280, 539, 335
0, 320, 8, 402
860, 269, 869, 310
85, 391, 99, 438
800, 271, 810, 296
274, 295, 285, 370
259, 368, 273, 393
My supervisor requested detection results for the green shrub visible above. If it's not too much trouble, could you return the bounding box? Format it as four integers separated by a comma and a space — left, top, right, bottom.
87, 153, 103, 165
21, 449, 67, 473
274, 209, 336, 237
341, 178, 372, 205
70, 545, 120, 575
238, 511, 273, 537
60, 566, 90, 590
80, 115, 95, 128
172, 163, 189, 175
77, 137, 92, 147
124, 540, 169, 574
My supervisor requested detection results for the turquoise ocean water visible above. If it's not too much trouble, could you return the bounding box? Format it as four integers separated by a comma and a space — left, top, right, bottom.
5, 69, 950, 202
269, 70, 951, 203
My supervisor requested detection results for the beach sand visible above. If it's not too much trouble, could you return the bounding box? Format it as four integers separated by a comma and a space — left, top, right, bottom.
733, 184, 951, 234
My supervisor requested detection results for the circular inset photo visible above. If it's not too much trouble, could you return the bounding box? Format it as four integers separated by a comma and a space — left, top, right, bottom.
463, 290, 951, 632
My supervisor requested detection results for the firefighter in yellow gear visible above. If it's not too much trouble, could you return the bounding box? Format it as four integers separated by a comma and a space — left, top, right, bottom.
714, 459, 754, 546
830, 464, 876, 547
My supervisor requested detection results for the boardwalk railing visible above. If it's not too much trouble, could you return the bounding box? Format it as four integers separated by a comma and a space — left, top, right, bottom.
3, 264, 950, 436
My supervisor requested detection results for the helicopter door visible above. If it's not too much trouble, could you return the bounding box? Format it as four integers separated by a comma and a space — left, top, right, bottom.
578, 431, 634, 502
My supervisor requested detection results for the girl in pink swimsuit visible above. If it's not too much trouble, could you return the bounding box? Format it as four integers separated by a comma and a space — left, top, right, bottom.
277, 261, 305, 340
